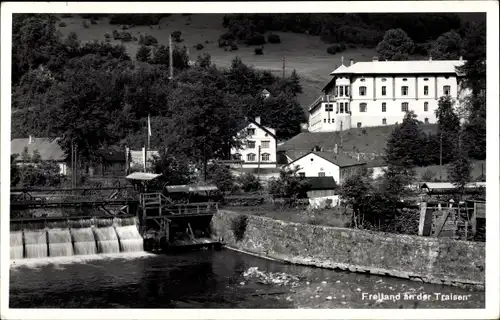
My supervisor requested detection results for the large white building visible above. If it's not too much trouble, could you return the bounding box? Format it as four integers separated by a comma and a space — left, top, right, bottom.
230, 117, 277, 169
308, 57, 468, 132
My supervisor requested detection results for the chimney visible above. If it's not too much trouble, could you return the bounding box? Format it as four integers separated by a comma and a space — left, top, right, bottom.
357, 153, 360, 161
373, 56, 378, 62
459, 56, 463, 61
255, 116, 261, 124
350, 59, 354, 66
28, 135, 33, 144
429, 55, 432, 62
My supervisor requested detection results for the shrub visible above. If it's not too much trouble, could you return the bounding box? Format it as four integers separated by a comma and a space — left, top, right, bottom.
238, 173, 262, 192
231, 44, 238, 51
82, 20, 90, 28
194, 43, 204, 50
327, 43, 347, 55
61, 14, 73, 18
140, 34, 158, 46
112, 30, 120, 40
420, 168, 436, 181
245, 33, 266, 46
90, 18, 97, 25
231, 215, 248, 242
59, 22, 67, 27
122, 25, 129, 30
120, 32, 132, 42
172, 30, 182, 42
104, 33, 111, 39
205, 40, 210, 44
267, 33, 281, 44
254, 47, 263, 55
109, 14, 165, 26
132, 36, 138, 41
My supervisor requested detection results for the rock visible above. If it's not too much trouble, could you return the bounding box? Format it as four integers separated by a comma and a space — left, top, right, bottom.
336, 280, 341, 284
356, 288, 361, 292
321, 281, 327, 284
341, 301, 347, 305
326, 296, 332, 300
240, 282, 245, 285
306, 281, 310, 285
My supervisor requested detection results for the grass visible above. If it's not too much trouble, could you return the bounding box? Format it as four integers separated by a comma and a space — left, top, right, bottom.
56, 14, 382, 112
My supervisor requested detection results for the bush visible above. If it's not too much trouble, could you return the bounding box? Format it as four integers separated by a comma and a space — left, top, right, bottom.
231, 215, 248, 242
90, 18, 97, 25
122, 25, 129, 30
132, 36, 138, 41
238, 173, 262, 192
82, 20, 90, 28
231, 44, 238, 51
245, 33, 266, 46
327, 43, 347, 55
194, 43, 204, 50
139, 34, 158, 46
254, 47, 263, 55
109, 14, 165, 26
267, 33, 281, 44
104, 33, 111, 39
61, 14, 73, 18
112, 30, 120, 40
120, 32, 132, 42
59, 22, 67, 27
172, 30, 182, 42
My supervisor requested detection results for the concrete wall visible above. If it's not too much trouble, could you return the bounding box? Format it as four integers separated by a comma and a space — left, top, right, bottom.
212, 210, 485, 288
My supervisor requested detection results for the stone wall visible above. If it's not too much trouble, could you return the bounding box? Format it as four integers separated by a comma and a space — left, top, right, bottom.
211, 210, 485, 288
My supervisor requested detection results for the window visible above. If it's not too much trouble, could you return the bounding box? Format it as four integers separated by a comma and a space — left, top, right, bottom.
247, 140, 255, 149
382, 118, 387, 125
324, 119, 326, 123
261, 141, 270, 149
345, 103, 350, 113
357, 122, 362, 128
359, 86, 367, 96
247, 128, 255, 135
401, 86, 408, 96
401, 102, 409, 112
340, 102, 344, 113
443, 85, 451, 95
261, 153, 270, 161
382, 102, 386, 112
339, 86, 344, 96
424, 118, 429, 124
359, 103, 367, 112
403, 78, 408, 81
318, 172, 326, 177
424, 102, 429, 112
424, 78, 429, 81
247, 153, 256, 162
325, 104, 334, 111
345, 86, 350, 97
381, 86, 387, 96
424, 86, 429, 95
298, 172, 306, 177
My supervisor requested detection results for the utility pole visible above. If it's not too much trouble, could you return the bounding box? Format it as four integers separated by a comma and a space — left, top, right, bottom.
169, 35, 173, 80
282, 56, 285, 79
439, 132, 443, 181
257, 145, 261, 181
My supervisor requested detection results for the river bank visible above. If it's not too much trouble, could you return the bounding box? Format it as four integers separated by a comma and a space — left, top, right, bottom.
211, 210, 485, 290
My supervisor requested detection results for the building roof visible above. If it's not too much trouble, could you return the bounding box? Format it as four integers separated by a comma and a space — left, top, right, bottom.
303, 177, 338, 190
126, 172, 162, 181
11, 137, 66, 161
278, 124, 439, 158
287, 151, 365, 168
246, 117, 277, 140
165, 184, 218, 193
330, 60, 465, 75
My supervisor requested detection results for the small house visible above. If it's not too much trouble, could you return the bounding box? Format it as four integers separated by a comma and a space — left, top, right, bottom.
10, 136, 68, 174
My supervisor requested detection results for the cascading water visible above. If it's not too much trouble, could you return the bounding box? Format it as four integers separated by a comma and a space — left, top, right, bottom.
23, 230, 48, 259
10, 231, 24, 260
115, 225, 144, 252
48, 228, 74, 257
92, 226, 120, 254
70, 227, 98, 255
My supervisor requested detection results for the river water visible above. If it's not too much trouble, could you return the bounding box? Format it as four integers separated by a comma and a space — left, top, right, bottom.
9, 249, 484, 309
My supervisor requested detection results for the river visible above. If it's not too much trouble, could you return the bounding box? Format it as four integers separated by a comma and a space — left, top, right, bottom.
9, 249, 484, 308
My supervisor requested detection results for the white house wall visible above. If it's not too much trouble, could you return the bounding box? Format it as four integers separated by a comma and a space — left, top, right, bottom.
231, 122, 277, 168
286, 153, 341, 183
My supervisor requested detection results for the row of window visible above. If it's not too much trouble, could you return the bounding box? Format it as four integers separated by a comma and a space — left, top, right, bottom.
334, 85, 350, 97
234, 153, 271, 162
246, 140, 270, 149
356, 117, 430, 127
357, 85, 451, 97
326, 102, 431, 113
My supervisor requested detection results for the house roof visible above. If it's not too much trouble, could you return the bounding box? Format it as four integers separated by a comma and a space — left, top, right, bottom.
126, 172, 162, 181
11, 137, 66, 162
287, 151, 365, 168
278, 124, 439, 158
304, 177, 338, 190
246, 118, 277, 140
330, 60, 465, 76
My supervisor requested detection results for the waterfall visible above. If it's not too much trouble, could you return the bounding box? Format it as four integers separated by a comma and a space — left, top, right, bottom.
10, 231, 24, 260
93, 227, 120, 254
23, 230, 48, 258
115, 225, 144, 252
48, 228, 74, 257
70, 228, 97, 255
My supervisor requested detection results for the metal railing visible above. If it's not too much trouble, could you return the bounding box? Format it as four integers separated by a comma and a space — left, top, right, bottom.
308, 95, 336, 111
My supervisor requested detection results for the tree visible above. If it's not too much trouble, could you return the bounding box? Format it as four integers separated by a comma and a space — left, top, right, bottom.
338, 167, 373, 228
456, 21, 486, 96
283, 69, 303, 96
385, 111, 427, 167
462, 93, 486, 160
206, 163, 237, 192
261, 92, 306, 140
429, 30, 463, 60
267, 165, 310, 200
448, 147, 471, 199
376, 28, 415, 61
136, 45, 151, 62
64, 32, 81, 56
435, 95, 460, 163
238, 173, 262, 192
11, 154, 21, 187
195, 52, 212, 69
151, 151, 195, 186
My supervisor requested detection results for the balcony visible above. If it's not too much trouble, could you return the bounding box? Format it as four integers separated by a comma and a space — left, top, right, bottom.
308, 95, 336, 111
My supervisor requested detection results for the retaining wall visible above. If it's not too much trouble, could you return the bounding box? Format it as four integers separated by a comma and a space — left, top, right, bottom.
211, 210, 485, 288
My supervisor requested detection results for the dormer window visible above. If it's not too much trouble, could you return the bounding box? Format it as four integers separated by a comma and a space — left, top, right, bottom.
247, 128, 255, 136
381, 78, 387, 82
360, 78, 366, 82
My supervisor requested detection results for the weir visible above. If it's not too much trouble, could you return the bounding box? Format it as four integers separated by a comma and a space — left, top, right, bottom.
10, 216, 144, 260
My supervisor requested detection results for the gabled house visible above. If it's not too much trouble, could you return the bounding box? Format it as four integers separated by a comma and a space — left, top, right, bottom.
11, 136, 69, 174
261, 88, 271, 100
282, 151, 366, 185
231, 116, 277, 169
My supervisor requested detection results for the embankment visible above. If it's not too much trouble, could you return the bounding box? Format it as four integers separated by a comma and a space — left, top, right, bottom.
211, 210, 485, 289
